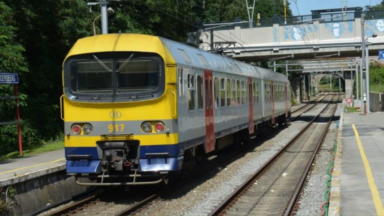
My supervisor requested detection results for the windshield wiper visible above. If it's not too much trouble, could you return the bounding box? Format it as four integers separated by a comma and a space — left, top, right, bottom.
93, 54, 112, 72
117, 54, 135, 72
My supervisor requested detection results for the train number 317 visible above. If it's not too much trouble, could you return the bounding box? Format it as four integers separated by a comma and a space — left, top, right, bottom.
108, 124, 125, 132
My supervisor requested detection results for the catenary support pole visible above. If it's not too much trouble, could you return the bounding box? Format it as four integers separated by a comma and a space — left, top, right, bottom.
285, 60, 288, 77
361, 13, 366, 114
360, 58, 364, 113
366, 46, 370, 113
355, 61, 359, 108
101, 2, 108, 34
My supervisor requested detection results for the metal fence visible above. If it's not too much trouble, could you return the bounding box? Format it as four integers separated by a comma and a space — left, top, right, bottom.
203, 10, 384, 30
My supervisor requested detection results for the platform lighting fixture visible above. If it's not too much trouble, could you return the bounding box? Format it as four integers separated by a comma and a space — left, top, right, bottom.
93, 7, 115, 35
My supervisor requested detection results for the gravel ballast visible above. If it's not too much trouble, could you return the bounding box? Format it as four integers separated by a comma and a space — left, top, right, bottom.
135, 104, 331, 216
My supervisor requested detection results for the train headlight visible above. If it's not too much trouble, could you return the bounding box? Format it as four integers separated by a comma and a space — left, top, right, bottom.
71, 124, 81, 135
141, 122, 152, 133
154, 122, 165, 132
83, 124, 93, 135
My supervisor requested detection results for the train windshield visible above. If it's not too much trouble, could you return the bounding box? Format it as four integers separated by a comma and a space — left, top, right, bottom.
64, 52, 164, 101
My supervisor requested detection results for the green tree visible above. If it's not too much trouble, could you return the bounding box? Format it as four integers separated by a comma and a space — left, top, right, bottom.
366, 0, 384, 10
0, 2, 36, 155
202, 0, 293, 22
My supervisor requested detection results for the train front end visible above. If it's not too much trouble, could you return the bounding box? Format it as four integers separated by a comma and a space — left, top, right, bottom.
61, 34, 179, 186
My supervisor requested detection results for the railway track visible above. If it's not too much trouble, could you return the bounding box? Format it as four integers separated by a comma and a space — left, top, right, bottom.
42, 139, 270, 216
290, 93, 328, 120
40, 93, 339, 216
209, 93, 340, 216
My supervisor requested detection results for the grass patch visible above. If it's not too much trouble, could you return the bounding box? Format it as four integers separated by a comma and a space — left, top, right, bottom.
344, 106, 360, 113
0, 140, 64, 161
370, 84, 384, 93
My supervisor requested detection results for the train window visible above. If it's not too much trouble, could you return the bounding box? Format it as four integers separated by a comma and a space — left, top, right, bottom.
74, 60, 113, 93
226, 79, 231, 106
236, 80, 241, 105
178, 49, 191, 64
255, 82, 258, 103
253, 82, 256, 104
116, 57, 162, 93
265, 83, 267, 102
188, 75, 195, 110
197, 54, 209, 67
220, 78, 226, 107
197, 75, 203, 109
231, 79, 236, 106
249, 83, 252, 104
241, 81, 245, 105
214, 77, 219, 108
245, 81, 248, 104
178, 68, 183, 97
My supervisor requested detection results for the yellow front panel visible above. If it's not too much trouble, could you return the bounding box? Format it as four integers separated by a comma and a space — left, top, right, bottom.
64, 34, 176, 67
62, 33, 179, 148
63, 94, 173, 122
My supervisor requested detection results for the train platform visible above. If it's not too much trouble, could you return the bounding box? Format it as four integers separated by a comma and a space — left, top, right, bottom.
329, 111, 384, 216
0, 149, 65, 187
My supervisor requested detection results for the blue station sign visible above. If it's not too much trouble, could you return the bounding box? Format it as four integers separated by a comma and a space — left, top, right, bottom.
379, 50, 384, 60
0, 73, 19, 84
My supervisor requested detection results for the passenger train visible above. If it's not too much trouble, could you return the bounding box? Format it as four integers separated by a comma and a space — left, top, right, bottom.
61, 33, 291, 186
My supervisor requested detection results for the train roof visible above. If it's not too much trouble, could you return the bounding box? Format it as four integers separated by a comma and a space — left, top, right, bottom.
65, 34, 288, 83
160, 37, 289, 83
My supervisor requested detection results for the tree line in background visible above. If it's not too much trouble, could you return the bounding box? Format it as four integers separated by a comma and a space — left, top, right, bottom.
0, 0, 382, 156
0, 0, 294, 155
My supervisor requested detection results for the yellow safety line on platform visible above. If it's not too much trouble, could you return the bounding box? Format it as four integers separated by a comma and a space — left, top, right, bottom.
0, 158, 65, 176
352, 124, 384, 216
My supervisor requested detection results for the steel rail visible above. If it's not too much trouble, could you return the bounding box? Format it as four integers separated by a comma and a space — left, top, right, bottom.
290, 94, 328, 123
291, 94, 326, 115
46, 190, 104, 216
284, 94, 338, 216
209, 93, 336, 216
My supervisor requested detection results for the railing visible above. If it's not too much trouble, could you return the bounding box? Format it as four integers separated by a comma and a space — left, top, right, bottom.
203, 10, 384, 30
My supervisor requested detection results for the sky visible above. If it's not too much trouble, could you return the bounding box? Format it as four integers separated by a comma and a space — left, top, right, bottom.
290, 0, 383, 16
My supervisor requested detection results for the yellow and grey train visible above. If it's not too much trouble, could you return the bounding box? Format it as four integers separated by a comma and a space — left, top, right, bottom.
61, 33, 291, 186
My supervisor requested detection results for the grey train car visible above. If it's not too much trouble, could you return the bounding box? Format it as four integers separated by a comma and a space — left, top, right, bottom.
161, 37, 291, 160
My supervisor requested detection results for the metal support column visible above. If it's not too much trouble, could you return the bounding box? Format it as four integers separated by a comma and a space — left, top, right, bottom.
274, 61, 276, 72
210, 29, 214, 51
360, 58, 364, 113
366, 46, 370, 113
285, 60, 288, 77
101, 2, 108, 34
355, 62, 359, 108
361, 13, 366, 115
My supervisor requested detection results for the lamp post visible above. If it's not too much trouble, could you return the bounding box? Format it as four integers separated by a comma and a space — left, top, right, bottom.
93, 14, 102, 35
361, 13, 377, 115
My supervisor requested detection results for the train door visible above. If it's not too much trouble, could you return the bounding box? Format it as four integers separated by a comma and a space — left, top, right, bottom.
204, 70, 215, 153
248, 78, 254, 134
271, 81, 275, 124
285, 83, 289, 118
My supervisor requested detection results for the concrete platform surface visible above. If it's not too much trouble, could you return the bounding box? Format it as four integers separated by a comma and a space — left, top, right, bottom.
0, 149, 65, 187
330, 112, 384, 216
